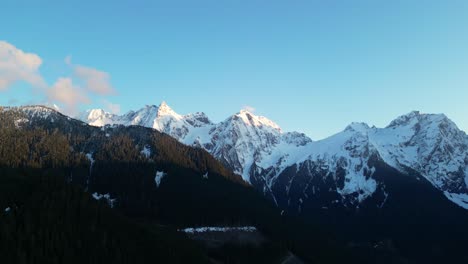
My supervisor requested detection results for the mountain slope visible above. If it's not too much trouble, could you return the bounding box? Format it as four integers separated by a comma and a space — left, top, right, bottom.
4, 105, 468, 263
0, 169, 208, 264
1, 105, 349, 264
79, 103, 468, 210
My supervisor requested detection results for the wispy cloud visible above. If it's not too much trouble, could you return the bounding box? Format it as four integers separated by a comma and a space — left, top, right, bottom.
66, 55, 116, 96
102, 99, 121, 114
0, 41, 46, 90
0, 42, 119, 116
242, 105, 256, 113
47, 78, 90, 115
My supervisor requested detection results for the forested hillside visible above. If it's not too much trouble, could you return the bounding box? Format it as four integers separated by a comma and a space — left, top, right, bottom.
0, 106, 348, 264
0, 169, 208, 264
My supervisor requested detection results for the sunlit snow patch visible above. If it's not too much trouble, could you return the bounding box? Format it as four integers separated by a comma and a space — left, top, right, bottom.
179, 226, 257, 234
92, 193, 117, 208
155, 171, 166, 187
337, 167, 377, 203
141, 145, 151, 158
444, 192, 468, 209
14, 118, 28, 128
85, 153, 95, 166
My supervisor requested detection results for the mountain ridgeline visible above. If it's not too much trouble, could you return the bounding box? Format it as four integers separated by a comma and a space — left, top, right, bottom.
81, 103, 468, 211
0, 104, 467, 263
80, 102, 468, 263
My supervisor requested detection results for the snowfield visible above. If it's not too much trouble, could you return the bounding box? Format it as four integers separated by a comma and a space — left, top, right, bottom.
179, 226, 257, 234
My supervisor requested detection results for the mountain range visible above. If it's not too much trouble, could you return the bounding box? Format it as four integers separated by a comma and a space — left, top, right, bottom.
1, 104, 468, 263
79, 102, 468, 212
0, 105, 319, 263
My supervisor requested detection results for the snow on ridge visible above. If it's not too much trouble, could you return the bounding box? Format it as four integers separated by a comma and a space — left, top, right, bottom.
387, 110, 422, 128
179, 226, 257, 234
369, 112, 468, 196
78, 102, 312, 185
158, 101, 182, 119
77, 104, 468, 208
87, 109, 107, 119
2, 105, 57, 119
345, 122, 371, 134
79, 108, 117, 127
289, 113, 468, 205
7, 103, 467, 208
236, 109, 282, 131
299, 128, 378, 203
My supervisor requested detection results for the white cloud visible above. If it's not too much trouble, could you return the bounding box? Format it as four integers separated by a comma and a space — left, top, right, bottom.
74, 64, 116, 95
0, 41, 120, 115
102, 99, 121, 114
242, 105, 256, 113
0, 41, 46, 90
47, 78, 90, 115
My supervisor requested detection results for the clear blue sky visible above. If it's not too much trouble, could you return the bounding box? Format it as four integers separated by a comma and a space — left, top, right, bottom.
1, 0, 467, 139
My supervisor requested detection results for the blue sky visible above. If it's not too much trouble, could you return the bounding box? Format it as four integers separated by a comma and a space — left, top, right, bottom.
1, 0, 467, 139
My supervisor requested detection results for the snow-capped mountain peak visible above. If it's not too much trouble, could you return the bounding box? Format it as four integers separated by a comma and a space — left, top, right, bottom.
234, 110, 282, 132
76, 104, 468, 210
345, 122, 371, 134
157, 101, 181, 119
88, 109, 106, 119
184, 112, 213, 127
387, 110, 421, 127
368, 111, 468, 208
386, 110, 453, 130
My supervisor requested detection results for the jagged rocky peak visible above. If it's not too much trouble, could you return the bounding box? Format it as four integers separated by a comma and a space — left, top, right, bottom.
87, 109, 107, 119
345, 122, 371, 134
233, 109, 282, 132
387, 110, 422, 127
386, 111, 465, 147
184, 112, 212, 127
281, 132, 313, 146
157, 101, 180, 117
74, 103, 468, 210
386, 110, 454, 129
